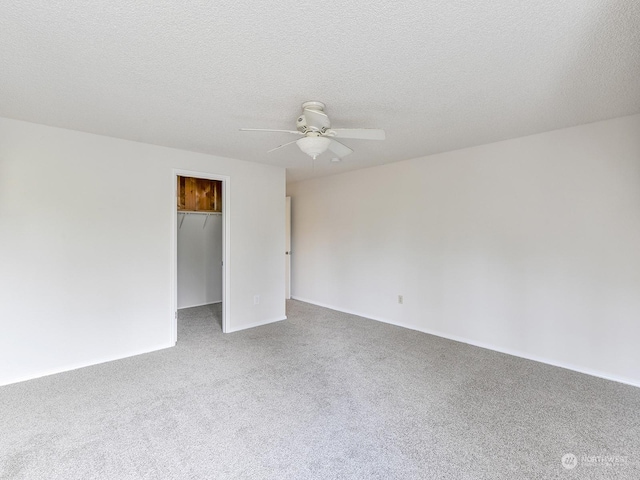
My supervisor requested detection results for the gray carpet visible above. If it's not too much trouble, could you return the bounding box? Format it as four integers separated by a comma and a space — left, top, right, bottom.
1, 300, 639, 479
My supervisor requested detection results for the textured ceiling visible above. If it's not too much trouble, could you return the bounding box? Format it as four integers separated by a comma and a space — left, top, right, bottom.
1, 1, 639, 183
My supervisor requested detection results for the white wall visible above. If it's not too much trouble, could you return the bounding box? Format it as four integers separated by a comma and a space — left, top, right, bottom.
0, 117, 286, 386
288, 114, 640, 387
177, 213, 222, 309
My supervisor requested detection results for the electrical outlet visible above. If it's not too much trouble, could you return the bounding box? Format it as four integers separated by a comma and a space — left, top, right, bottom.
254, 295, 260, 305
398, 295, 403, 304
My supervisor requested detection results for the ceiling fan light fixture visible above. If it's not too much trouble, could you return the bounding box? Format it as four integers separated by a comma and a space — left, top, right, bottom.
240, 101, 385, 160
296, 136, 331, 159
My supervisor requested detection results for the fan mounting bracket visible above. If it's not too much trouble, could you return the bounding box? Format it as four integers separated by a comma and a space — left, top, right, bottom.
301, 101, 326, 111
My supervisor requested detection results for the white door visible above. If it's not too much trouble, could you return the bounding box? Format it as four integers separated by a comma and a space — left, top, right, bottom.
285, 196, 291, 299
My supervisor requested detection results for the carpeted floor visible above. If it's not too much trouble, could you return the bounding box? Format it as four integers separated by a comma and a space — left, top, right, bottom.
1, 300, 639, 479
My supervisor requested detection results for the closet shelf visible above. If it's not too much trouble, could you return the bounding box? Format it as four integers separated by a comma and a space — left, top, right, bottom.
177, 211, 222, 215
178, 210, 222, 229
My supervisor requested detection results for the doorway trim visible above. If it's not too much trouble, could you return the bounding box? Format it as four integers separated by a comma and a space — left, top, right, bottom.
171, 169, 231, 341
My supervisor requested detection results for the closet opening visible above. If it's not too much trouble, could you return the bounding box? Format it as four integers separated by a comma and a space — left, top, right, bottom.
172, 170, 230, 342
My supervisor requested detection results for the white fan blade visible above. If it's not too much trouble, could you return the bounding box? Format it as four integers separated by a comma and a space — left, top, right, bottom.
328, 139, 353, 158
240, 128, 302, 135
327, 128, 385, 140
267, 140, 298, 153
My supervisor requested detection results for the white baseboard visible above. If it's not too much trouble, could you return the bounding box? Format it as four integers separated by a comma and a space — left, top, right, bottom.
0, 342, 175, 387
178, 300, 222, 309
226, 316, 287, 333
292, 296, 391, 323
291, 296, 640, 389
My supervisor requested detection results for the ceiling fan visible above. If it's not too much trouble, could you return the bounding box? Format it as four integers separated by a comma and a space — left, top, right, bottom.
240, 101, 385, 160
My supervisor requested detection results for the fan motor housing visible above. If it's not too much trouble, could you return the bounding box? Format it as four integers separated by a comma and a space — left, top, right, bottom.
297, 113, 331, 133
296, 115, 314, 133
297, 101, 331, 134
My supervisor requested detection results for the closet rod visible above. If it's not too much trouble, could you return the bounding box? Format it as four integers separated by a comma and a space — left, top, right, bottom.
177, 210, 221, 229
177, 211, 222, 216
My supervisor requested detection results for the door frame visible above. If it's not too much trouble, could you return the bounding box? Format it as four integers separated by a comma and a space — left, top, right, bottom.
285, 196, 291, 299
170, 169, 230, 341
